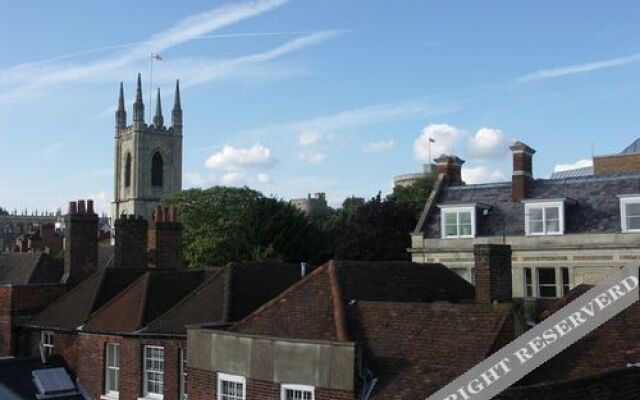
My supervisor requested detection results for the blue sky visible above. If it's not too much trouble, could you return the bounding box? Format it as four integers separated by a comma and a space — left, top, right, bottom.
1, 1, 639, 215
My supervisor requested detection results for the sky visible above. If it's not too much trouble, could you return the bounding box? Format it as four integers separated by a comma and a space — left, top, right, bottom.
0, 1, 639, 215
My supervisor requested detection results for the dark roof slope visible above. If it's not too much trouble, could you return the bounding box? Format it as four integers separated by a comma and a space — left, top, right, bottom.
144, 262, 304, 335
25, 268, 147, 330
84, 270, 206, 333
231, 260, 476, 341
622, 138, 640, 154
524, 284, 640, 383
497, 367, 640, 400
0, 252, 62, 285
0, 356, 83, 400
349, 301, 512, 400
421, 173, 640, 237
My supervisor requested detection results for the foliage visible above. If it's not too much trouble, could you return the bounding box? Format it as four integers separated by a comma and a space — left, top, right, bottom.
387, 176, 434, 219
0, 207, 8, 216
162, 186, 328, 267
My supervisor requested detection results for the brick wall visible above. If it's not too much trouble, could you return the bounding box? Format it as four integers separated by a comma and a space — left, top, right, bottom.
474, 244, 513, 304
188, 368, 354, 400
27, 330, 78, 371
75, 333, 185, 400
113, 215, 148, 268
593, 153, 640, 175
0, 287, 12, 356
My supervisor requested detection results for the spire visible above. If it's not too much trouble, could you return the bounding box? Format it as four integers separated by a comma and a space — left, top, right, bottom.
172, 79, 182, 131
133, 73, 145, 127
115, 82, 127, 131
153, 88, 164, 128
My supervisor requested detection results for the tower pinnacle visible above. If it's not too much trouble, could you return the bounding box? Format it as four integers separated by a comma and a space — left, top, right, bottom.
133, 73, 145, 128
115, 82, 126, 131
153, 88, 164, 128
172, 79, 182, 130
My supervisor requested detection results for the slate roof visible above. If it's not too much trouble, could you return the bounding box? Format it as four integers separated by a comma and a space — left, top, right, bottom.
0, 252, 63, 285
622, 138, 640, 154
229, 260, 510, 399
231, 260, 476, 341
549, 166, 594, 179
419, 173, 640, 237
0, 356, 84, 400
144, 261, 304, 335
522, 284, 640, 383
24, 268, 148, 331
497, 366, 640, 400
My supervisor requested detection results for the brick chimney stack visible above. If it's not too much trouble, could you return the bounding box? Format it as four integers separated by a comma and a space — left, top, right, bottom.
148, 205, 184, 269
113, 215, 148, 268
63, 199, 99, 287
473, 244, 512, 304
510, 141, 536, 201
435, 155, 465, 185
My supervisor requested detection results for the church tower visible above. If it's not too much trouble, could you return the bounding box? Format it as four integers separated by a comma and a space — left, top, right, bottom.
112, 74, 183, 219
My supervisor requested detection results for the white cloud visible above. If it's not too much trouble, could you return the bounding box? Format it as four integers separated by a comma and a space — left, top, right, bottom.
414, 123, 465, 162
515, 52, 640, 84
221, 172, 248, 186
299, 152, 327, 164
462, 166, 507, 184
363, 139, 394, 153
256, 173, 271, 184
554, 158, 593, 172
298, 130, 323, 146
467, 128, 509, 160
88, 191, 110, 215
205, 143, 275, 170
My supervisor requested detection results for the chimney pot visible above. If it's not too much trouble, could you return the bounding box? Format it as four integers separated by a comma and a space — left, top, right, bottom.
69, 201, 77, 215
435, 154, 465, 185
510, 141, 536, 201
77, 200, 86, 214
87, 200, 94, 215
155, 205, 163, 222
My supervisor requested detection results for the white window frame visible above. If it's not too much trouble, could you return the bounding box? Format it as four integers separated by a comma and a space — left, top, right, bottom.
141, 345, 164, 400
525, 267, 571, 299
439, 205, 476, 239
104, 343, 120, 399
217, 373, 246, 400
179, 349, 188, 400
524, 200, 565, 236
281, 384, 315, 400
41, 331, 54, 357
523, 267, 533, 299
619, 195, 640, 232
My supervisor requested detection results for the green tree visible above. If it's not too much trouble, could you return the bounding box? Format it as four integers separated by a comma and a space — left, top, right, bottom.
387, 176, 434, 219
331, 193, 415, 261
162, 186, 328, 267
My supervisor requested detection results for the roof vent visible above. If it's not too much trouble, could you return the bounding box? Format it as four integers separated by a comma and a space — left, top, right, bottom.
32, 367, 82, 399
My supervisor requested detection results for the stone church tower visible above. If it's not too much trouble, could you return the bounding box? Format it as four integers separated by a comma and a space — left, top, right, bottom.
112, 74, 183, 219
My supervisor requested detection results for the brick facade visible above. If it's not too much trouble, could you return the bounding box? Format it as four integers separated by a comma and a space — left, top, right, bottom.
188, 368, 354, 400
593, 152, 640, 176
510, 142, 535, 201
113, 215, 148, 268
474, 244, 513, 304
63, 200, 98, 287
148, 206, 183, 269
435, 155, 464, 185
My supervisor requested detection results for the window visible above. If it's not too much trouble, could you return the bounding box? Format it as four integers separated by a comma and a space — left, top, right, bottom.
281, 384, 314, 400
524, 201, 564, 235
537, 268, 557, 298
151, 152, 163, 187
143, 346, 164, 399
179, 349, 188, 400
561, 267, 570, 296
217, 373, 245, 400
440, 206, 476, 238
620, 196, 640, 232
523, 268, 533, 298
41, 331, 54, 357
105, 343, 120, 398
124, 153, 132, 188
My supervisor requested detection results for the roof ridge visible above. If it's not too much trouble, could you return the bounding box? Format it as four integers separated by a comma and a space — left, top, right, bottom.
230, 262, 329, 331
141, 268, 227, 332
327, 260, 348, 341
137, 272, 151, 328
221, 264, 233, 322
85, 271, 149, 324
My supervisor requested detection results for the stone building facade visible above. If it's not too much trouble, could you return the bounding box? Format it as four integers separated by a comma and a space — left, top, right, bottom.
112, 74, 183, 220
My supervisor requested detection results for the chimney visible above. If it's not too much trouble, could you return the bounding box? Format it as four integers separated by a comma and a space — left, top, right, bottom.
473, 244, 512, 304
148, 205, 184, 269
114, 214, 148, 268
435, 155, 465, 185
63, 200, 98, 287
510, 141, 536, 201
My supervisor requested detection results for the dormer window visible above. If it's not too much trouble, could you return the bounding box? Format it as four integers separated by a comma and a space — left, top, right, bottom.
619, 195, 640, 232
524, 199, 573, 236
439, 205, 476, 239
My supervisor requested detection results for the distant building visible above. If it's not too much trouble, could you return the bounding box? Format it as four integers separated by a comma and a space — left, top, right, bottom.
290, 192, 328, 215
393, 163, 436, 187
0, 212, 57, 251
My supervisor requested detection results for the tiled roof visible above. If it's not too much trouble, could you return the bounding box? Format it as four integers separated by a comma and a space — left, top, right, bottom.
231, 260, 476, 341
25, 268, 147, 331
419, 173, 640, 237
523, 284, 640, 383
0, 356, 84, 400
497, 366, 640, 400
549, 166, 594, 179
144, 261, 303, 334
0, 252, 63, 285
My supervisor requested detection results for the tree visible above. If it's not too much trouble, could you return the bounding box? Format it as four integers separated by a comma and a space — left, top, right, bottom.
387, 176, 434, 219
0, 207, 8, 216
331, 193, 415, 261
162, 186, 328, 267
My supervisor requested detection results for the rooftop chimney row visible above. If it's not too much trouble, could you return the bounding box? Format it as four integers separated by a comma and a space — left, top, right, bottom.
63, 199, 98, 287
510, 141, 536, 201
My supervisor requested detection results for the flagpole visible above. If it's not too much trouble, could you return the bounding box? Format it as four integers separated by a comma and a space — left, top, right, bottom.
148, 53, 153, 121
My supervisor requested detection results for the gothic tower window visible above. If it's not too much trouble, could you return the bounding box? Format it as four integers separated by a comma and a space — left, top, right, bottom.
152, 151, 163, 187
124, 153, 132, 188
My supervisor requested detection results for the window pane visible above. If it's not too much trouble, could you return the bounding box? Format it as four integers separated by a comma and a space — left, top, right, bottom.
459, 223, 472, 236
538, 268, 556, 285
626, 203, 640, 217
445, 223, 458, 237
545, 207, 559, 220
627, 216, 640, 230
539, 285, 557, 298
529, 208, 543, 221
529, 220, 543, 233
458, 212, 471, 225
444, 212, 457, 225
